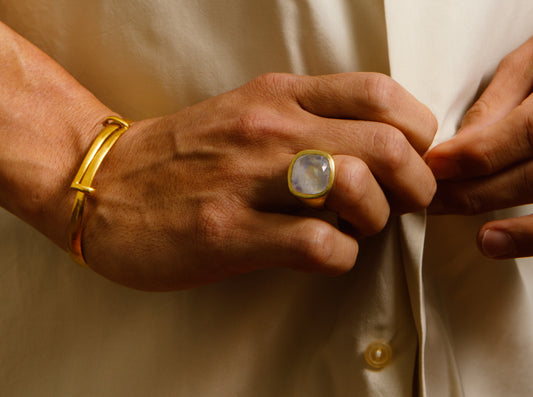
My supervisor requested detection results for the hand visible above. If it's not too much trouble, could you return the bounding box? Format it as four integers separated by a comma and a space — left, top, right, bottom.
0, 23, 437, 290
426, 36, 533, 259
81, 72, 437, 290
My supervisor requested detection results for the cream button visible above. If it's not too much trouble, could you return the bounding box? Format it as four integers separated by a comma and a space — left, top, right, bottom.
364, 341, 392, 369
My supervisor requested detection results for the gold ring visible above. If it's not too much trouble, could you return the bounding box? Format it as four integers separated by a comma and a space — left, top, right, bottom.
287, 150, 335, 209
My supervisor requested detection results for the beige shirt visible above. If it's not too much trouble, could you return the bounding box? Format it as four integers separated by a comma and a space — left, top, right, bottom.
1, 1, 532, 396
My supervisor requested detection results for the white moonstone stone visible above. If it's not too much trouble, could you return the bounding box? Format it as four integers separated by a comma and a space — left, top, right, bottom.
291, 154, 331, 195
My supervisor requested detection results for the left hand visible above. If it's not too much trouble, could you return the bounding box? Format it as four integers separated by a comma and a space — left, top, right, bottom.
426, 36, 533, 259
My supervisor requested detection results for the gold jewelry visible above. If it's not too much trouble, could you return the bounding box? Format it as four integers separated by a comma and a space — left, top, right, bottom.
67, 116, 132, 267
287, 150, 335, 209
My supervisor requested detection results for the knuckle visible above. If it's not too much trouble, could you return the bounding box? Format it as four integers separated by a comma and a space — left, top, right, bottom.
362, 203, 390, 236
463, 97, 491, 124
417, 112, 439, 152
235, 107, 272, 136
462, 140, 495, 175
361, 73, 398, 115
432, 182, 480, 215
248, 72, 298, 95
374, 209, 390, 234
336, 158, 369, 201
299, 224, 336, 268
409, 176, 437, 212
420, 177, 438, 208
497, 37, 533, 74
427, 111, 439, 135
232, 106, 286, 145
372, 126, 411, 169
447, 188, 483, 215
498, 51, 522, 74
196, 202, 234, 248
460, 191, 483, 215
233, 74, 302, 144
335, 158, 390, 236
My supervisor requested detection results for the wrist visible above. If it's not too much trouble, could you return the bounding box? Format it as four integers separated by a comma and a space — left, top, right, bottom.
0, 21, 118, 248
0, 107, 117, 249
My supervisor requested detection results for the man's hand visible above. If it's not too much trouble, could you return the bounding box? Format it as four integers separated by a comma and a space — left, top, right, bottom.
81, 72, 437, 290
426, 36, 533, 259
0, 22, 438, 290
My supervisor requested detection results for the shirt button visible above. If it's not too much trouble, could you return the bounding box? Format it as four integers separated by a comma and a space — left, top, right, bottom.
364, 341, 392, 369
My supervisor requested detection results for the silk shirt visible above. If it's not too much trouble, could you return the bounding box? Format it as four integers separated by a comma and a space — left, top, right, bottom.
1, 1, 532, 396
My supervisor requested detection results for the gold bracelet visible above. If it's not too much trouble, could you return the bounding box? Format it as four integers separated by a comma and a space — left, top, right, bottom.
67, 116, 132, 268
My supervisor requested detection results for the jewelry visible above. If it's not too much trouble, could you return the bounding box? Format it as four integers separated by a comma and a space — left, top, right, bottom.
287, 150, 335, 209
67, 116, 132, 268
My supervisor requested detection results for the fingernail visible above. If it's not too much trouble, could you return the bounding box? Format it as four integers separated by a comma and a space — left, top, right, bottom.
427, 157, 461, 180
481, 229, 515, 258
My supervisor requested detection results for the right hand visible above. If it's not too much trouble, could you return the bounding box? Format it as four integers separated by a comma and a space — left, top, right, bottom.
81, 72, 437, 290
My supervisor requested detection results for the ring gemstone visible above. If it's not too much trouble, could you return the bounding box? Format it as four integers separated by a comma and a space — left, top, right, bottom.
289, 151, 334, 198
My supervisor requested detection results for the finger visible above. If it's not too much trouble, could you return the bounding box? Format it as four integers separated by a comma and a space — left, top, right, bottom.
427, 94, 533, 180
245, 117, 436, 215
460, 36, 533, 134
292, 73, 438, 154
298, 118, 437, 214
244, 153, 390, 235
429, 160, 533, 215
325, 155, 389, 236
478, 214, 533, 259
239, 210, 359, 275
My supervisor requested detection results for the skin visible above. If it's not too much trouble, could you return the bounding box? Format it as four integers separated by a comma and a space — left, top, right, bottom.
426, 36, 533, 260
0, 21, 438, 291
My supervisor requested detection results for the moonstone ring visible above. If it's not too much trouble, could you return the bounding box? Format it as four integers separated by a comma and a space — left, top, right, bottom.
287, 150, 335, 209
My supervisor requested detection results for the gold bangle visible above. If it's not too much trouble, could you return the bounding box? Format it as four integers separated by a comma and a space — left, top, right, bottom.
67, 116, 132, 268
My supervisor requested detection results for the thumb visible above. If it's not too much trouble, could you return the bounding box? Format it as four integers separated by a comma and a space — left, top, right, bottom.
478, 214, 533, 259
